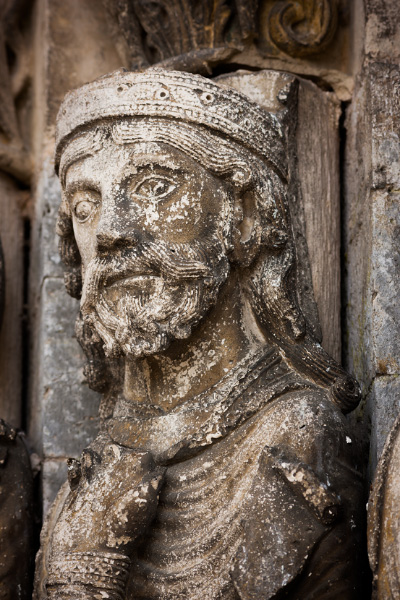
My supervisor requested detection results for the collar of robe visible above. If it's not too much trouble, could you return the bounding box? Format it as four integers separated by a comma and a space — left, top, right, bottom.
107, 346, 315, 464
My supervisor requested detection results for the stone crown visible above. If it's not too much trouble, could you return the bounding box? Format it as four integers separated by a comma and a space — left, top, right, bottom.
55, 68, 288, 178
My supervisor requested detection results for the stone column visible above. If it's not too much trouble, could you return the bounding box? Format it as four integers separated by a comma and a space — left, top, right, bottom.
344, 0, 400, 476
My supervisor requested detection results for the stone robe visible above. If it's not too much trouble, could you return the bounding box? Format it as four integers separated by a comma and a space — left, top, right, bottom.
37, 348, 363, 599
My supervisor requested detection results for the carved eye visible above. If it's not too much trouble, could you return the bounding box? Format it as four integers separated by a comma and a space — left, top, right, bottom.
72, 191, 100, 223
132, 176, 177, 202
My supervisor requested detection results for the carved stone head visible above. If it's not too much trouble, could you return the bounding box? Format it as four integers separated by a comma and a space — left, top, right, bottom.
55, 68, 359, 412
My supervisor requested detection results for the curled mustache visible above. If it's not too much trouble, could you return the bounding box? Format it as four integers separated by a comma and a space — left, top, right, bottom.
79, 237, 230, 358
81, 239, 222, 315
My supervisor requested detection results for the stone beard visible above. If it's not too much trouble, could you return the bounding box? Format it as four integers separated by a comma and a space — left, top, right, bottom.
80, 233, 229, 359
35, 69, 364, 600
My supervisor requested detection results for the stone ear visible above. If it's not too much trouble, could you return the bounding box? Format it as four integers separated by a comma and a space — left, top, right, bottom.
231, 186, 262, 267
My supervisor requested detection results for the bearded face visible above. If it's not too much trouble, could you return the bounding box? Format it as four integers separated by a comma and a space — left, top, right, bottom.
63, 138, 234, 359
80, 238, 230, 358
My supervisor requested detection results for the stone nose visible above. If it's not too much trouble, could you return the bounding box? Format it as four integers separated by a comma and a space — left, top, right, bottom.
96, 222, 142, 250
96, 225, 127, 249
96, 192, 142, 250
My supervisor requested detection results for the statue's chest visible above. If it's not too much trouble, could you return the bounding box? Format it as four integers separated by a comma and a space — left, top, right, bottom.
128, 419, 264, 600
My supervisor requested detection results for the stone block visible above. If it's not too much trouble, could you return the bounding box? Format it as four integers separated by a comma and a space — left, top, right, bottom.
217, 71, 341, 361
31, 163, 64, 286
42, 458, 68, 516
371, 190, 400, 375
369, 63, 400, 190
39, 277, 100, 459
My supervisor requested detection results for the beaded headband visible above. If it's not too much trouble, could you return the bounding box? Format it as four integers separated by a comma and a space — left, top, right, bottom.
55, 68, 288, 179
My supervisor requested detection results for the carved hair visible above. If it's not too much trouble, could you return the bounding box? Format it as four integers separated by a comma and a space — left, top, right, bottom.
57, 118, 360, 412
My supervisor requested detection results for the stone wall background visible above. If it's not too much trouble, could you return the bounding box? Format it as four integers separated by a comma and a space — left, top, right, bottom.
344, 0, 400, 478
0, 0, 398, 573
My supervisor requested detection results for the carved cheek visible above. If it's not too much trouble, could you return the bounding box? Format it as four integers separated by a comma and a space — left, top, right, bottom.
197, 185, 233, 239
142, 202, 162, 232
155, 193, 205, 241
73, 215, 100, 269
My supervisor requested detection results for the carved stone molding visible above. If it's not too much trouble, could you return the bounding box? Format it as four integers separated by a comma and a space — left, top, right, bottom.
103, 0, 259, 73
268, 0, 338, 58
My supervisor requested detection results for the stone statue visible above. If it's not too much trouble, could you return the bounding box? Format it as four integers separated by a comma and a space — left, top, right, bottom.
368, 414, 400, 598
0, 418, 34, 599
0, 237, 35, 599
35, 69, 363, 599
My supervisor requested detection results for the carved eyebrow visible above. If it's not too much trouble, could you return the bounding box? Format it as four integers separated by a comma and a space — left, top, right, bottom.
64, 177, 101, 198
59, 134, 103, 186
114, 157, 185, 185
125, 153, 184, 171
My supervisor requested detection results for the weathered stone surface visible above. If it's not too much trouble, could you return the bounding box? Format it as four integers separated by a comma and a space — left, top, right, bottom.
296, 80, 341, 361
369, 63, 400, 191
217, 70, 342, 361
341, 3, 400, 595
365, 0, 400, 62
344, 37, 400, 463
344, 74, 373, 390
30, 165, 64, 284
368, 404, 400, 599
370, 191, 400, 376
367, 376, 400, 475
34, 68, 363, 600
40, 277, 100, 458
347, 185, 400, 387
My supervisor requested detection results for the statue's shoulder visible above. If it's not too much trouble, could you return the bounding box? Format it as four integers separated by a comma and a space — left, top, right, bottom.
232, 388, 363, 600
254, 385, 353, 450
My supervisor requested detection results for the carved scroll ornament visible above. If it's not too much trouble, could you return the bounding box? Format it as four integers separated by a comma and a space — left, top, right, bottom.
34, 69, 363, 599
268, 0, 338, 57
